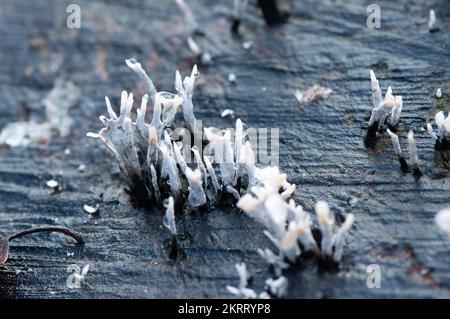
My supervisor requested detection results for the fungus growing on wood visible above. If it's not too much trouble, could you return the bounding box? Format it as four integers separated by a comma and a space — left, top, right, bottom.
366, 70, 403, 144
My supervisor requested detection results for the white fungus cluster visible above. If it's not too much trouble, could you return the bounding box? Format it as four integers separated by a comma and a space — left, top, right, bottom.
226, 262, 288, 299
368, 70, 403, 133
89, 59, 262, 209
385, 128, 423, 175
237, 167, 354, 270
89, 59, 355, 299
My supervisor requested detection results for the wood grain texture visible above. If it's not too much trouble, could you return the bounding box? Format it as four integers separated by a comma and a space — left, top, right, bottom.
0, 0, 449, 298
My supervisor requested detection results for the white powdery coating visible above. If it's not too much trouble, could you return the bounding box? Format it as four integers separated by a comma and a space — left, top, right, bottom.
163, 196, 177, 236
125, 58, 157, 105
159, 142, 181, 198
150, 164, 161, 201
228, 73, 236, 83
156, 91, 183, 127
187, 36, 201, 55
175, 0, 199, 33
226, 185, 241, 200
257, 248, 288, 277
226, 262, 258, 299
332, 213, 354, 262
236, 193, 260, 214
427, 123, 438, 141
265, 194, 288, 238
173, 142, 188, 175
235, 262, 249, 290
191, 145, 208, 188
390, 95, 403, 126
435, 111, 446, 137
205, 128, 235, 186
254, 166, 287, 192
242, 41, 253, 50
221, 109, 235, 118
243, 141, 256, 186
265, 277, 288, 298
133, 94, 150, 153
368, 71, 403, 129
203, 156, 221, 193
407, 130, 419, 167
280, 224, 301, 262
429, 9, 437, 31
46, 179, 59, 189
315, 201, 334, 257
88, 91, 142, 181
386, 129, 402, 156
280, 183, 296, 199
147, 126, 159, 165
435, 208, 450, 239
83, 204, 100, 214
176, 66, 199, 132
370, 69, 382, 108
294, 216, 320, 255
186, 167, 207, 207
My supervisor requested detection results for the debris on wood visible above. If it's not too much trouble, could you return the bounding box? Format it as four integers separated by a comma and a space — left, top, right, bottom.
294, 85, 332, 106
0, 80, 80, 147
1, 226, 84, 265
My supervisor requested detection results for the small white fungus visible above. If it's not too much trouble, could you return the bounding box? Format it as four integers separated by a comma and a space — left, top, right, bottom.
83, 204, 100, 214
46, 179, 59, 190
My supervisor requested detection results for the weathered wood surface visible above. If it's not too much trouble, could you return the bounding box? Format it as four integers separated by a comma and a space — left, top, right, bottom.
0, 0, 450, 298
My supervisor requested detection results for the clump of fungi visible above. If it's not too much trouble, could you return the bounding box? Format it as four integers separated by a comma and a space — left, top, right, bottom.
365, 70, 403, 146
88, 58, 354, 297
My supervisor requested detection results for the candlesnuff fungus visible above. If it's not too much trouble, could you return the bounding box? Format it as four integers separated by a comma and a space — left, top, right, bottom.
387, 129, 409, 172
428, 9, 439, 32
88, 58, 355, 297
407, 130, 422, 176
226, 263, 270, 299
435, 208, 450, 239
89, 59, 262, 209
366, 70, 403, 143
265, 276, 288, 298
427, 111, 450, 150
163, 196, 177, 236
0, 226, 84, 265
237, 167, 354, 264
226, 262, 258, 299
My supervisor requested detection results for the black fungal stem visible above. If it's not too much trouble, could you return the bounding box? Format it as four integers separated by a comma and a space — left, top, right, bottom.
412, 165, 423, 177
258, 0, 289, 26
398, 156, 409, 173
169, 235, 179, 260
366, 121, 379, 140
